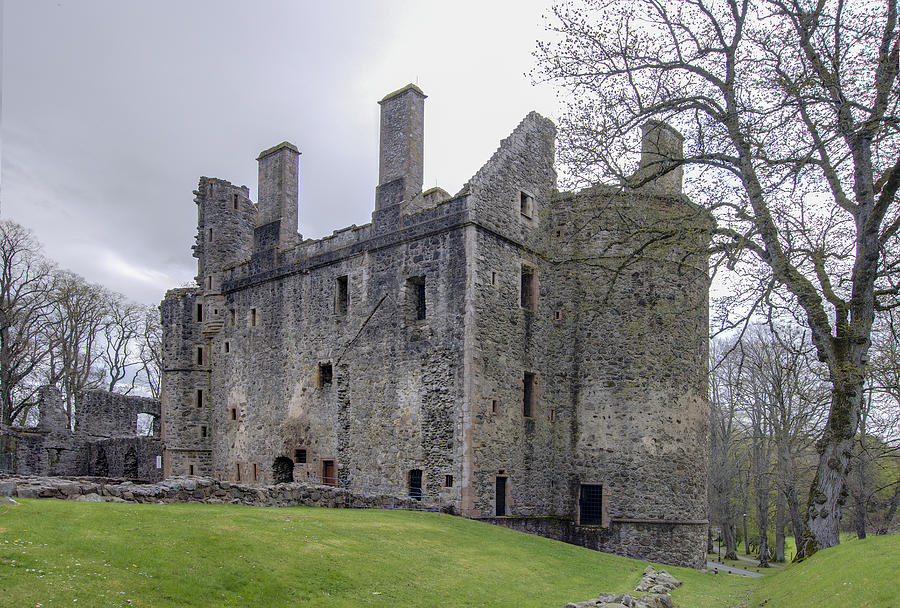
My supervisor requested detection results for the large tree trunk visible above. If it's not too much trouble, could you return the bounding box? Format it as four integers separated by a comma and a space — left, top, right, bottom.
723, 513, 738, 560
798, 379, 864, 559
878, 479, 900, 534
775, 492, 786, 562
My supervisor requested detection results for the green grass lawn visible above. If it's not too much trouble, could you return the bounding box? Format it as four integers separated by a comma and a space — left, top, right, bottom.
0, 499, 894, 607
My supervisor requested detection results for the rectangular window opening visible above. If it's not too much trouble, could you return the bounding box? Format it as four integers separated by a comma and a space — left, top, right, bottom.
318, 362, 333, 388
407, 276, 426, 321
491, 399, 498, 414
523, 372, 535, 417
236, 463, 241, 482
201, 425, 207, 438
229, 407, 237, 421
196, 303, 203, 322
253, 463, 259, 482
491, 271, 496, 286
520, 266, 536, 310
196, 346, 204, 366
233, 193, 239, 210
579, 484, 604, 526
189, 464, 195, 476
336, 275, 349, 315
224, 341, 230, 354
208, 228, 213, 242
250, 308, 257, 327
444, 474, 454, 488
554, 309, 563, 322
294, 448, 307, 464
208, 276, 212, 290
520, 191, 534, 218
550, 408, 556, 422
230, 309, 236, 325
196, 389, 203, 408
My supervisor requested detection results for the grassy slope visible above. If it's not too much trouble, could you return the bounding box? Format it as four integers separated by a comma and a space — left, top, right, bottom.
6, 499, 891, 607
746, 533, 900, 608
0, 499, 752, 608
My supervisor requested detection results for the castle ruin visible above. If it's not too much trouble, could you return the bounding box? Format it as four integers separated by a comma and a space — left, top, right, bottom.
160, 85, 710, 567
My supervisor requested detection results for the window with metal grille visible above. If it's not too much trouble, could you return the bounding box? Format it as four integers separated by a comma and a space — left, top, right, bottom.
409, 469, 423, 500
579, 484, 604, 525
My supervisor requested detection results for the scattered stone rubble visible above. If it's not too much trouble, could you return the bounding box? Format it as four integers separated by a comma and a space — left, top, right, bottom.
0, 474, 442, 511
566, 566, 683, 608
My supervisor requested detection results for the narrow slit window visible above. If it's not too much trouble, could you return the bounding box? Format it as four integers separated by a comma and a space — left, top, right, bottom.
196, 303, 203, 322
208, 228, 213, 242
520, 266, 536, 310
250, 308, 257, 327
318, 362, 333, 388
230, 407, 237, 421
523, 372, 535, 417
253, 463, 258, 481
230, 309, 236, 325
200, 425, 207, 438
196, 346, 204, 366
208, 276, 212, 290
336, 275, 349, 315
196, 389, 204, 408
491, 399, 498, 414
189, 464, 195, 476
407, 276, 426, 321
224, 341, 230, 354
233, 193, 239, 210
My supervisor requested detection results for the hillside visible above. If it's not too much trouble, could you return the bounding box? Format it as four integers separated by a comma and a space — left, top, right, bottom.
1, 499, 892, 607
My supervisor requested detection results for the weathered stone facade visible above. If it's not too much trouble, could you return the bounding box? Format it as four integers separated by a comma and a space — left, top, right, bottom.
161, 84, 710, 567
1, 389, 162, 481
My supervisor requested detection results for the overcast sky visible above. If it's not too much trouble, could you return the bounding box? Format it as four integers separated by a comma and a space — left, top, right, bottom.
1, 0, 560, 305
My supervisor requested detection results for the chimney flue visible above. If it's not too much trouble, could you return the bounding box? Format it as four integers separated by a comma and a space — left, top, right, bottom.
377, 84, 426, 209
256, 141, 300, 249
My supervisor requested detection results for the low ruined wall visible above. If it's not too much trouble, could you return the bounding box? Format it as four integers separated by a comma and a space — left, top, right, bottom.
0, 475, 444, 512
478, 515, 707, 569
87, 438, 163, 482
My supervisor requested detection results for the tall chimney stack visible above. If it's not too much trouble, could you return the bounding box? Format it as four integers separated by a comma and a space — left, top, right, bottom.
256, 141, 300, 250
377, 84, 426, 209
638, 120, 683, 195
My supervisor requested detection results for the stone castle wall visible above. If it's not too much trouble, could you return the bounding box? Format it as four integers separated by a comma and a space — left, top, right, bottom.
160, 85, 710, 567
2, 389, 163, 481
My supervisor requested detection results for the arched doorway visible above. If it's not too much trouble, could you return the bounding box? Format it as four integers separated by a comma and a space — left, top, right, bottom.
272, 456, 294, 484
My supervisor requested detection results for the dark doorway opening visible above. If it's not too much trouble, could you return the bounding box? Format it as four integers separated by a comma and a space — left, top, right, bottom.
496, 476, 507, 516
272, 456, 294, 484
322, 460, 337, 486
94, 446, 109, 477
123, 447, 138, 479
409, 469, 423, 500
579, 484, 604, 525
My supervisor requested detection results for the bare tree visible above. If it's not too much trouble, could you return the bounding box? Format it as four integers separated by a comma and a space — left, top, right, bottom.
536, 0, 900, 557
133, 305, 161, 399
0, 221, 56, 429
44, 271, 108, 426
709, 340, 746, 560
100, 293, 143, 393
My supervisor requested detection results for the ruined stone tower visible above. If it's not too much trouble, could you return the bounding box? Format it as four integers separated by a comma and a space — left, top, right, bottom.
161, 85, 710, 568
